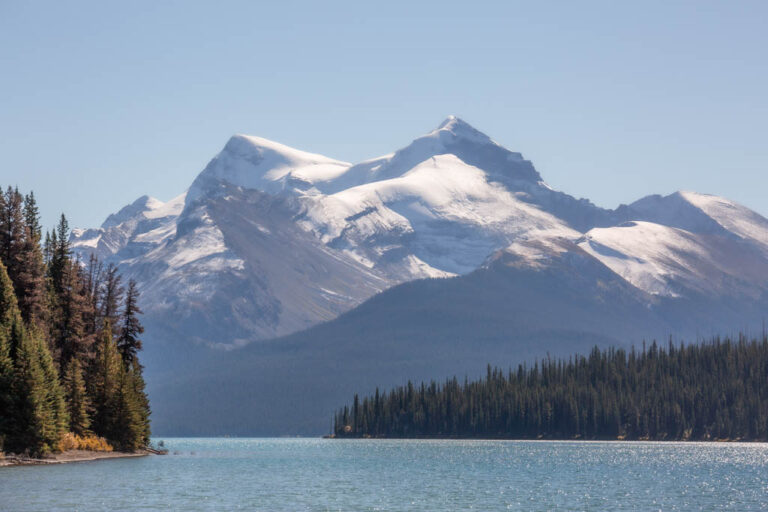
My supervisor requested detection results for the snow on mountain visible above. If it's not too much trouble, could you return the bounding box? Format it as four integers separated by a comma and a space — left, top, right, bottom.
572, 191, 768, 298
676, 191, 768, 251
186, 134, 351, 203
322, 115, 539, 192
71, 116, 768, 349
302, 153, 577, 275
71, 193, 185, 261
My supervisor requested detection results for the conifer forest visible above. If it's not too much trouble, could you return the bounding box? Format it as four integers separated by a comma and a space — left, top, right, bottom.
0, 187, 150, 456
334, 337, 768, 441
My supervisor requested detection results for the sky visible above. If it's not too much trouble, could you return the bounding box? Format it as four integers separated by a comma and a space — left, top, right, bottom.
1, 0, 767, 230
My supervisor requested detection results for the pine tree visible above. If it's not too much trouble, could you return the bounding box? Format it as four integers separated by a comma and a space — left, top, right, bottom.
48, 214, 70, 293
0, 187, 26, 299
82, 254, 103, 338
33, 328, 68, 448
130, 368, 151, 447
16, 196, 47, 326
100, 264, 123, 335
90, 322, 122, 440
117, 279, 144, 366
43, 231, 53, 266
51, 260, 89, 368
63, 357, 91, 436
22, 192, 41, 242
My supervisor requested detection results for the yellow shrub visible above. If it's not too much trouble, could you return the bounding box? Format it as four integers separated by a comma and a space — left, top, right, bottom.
58, 433, 114, 452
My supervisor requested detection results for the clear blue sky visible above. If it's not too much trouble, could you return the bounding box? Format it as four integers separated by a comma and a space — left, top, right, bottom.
1, 1, 767, 229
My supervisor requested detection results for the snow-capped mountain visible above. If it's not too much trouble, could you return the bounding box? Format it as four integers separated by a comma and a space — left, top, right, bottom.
71, 116, 768, 350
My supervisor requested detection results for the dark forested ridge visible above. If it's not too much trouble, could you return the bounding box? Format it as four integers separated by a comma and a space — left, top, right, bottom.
333, 337, 768, 441
0, 187, 150, 456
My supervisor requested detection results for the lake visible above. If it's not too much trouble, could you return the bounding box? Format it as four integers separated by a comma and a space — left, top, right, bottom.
2, 438, 767, 510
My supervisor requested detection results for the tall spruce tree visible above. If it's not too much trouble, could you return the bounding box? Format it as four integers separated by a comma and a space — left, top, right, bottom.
117, 279, 144, 366
100, 264, 123, 336
82, 254, 103, 338
130, 368, 151, 447
16, 194, 47, 326
48, 214, 70, 294
33, 328, 68, 448
51, 260, 89, 369
22, 192, 41, 242
0, 188, 26, 300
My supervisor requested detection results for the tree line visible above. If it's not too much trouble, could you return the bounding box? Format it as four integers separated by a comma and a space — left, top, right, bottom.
0, 187, 150, 455
334, 336, 768, 441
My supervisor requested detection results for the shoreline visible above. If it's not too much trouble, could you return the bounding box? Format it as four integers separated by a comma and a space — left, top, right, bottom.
325, 436, 768, 443
0, 449, 152, 468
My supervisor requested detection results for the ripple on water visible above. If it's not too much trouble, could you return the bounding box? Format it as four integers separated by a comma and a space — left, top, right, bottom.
2, 439, 768, 511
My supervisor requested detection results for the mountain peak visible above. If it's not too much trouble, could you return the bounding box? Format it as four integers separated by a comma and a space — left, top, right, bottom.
186, 133, 351, 203
432, 115, 495, 146
101, 194, 163, 229
436, 114, 461, 129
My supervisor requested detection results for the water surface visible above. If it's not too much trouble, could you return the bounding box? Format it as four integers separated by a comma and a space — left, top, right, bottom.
2, 438, 767, 510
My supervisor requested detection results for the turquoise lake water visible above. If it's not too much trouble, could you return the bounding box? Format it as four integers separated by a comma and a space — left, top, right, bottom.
2, 438, 767, 511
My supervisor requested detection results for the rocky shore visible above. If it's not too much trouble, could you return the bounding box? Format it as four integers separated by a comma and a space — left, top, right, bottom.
0, 449, 154, 467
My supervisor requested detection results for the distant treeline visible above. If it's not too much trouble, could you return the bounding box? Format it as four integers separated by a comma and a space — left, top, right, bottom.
0, 187, 150, 455
333, 337, 768, 441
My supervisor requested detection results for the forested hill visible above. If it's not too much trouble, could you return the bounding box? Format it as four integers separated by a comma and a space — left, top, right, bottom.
0, 187, 150, 456
333, 337, 768, 441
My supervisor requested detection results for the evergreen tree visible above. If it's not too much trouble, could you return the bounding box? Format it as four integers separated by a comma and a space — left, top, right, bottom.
100, 264, 123, 335
117, 279, 144, 366
50, 260, 89, 369
22, 192, 41, 242
43, 231, 53, 266
48, 214, 70, 293
16, 206, 47, 326
0, 187, 26, 299
63, 357, 91, 436
90, 322, 122, 440
33, 327, 68, 447
130, 368, 151, 447
82, 254, 103, 338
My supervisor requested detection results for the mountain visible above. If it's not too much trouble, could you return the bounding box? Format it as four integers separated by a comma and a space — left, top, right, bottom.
71, 116, 768, 434
72, 116, 605, 347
